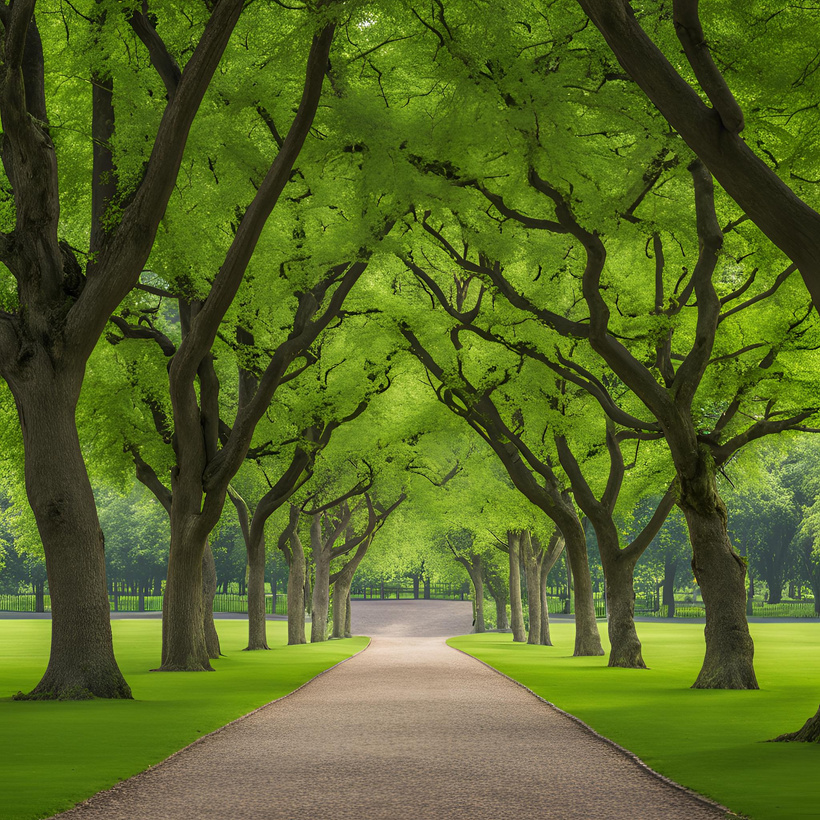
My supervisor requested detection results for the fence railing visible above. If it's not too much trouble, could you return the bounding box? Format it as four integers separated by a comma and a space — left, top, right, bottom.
0, 592, 288, 616
350, 582, 469, 601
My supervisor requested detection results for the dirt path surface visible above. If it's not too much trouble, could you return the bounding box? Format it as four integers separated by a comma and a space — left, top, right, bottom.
55, 601, 728, 819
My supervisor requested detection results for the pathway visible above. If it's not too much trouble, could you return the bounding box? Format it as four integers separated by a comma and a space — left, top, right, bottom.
55, 600, 729, 819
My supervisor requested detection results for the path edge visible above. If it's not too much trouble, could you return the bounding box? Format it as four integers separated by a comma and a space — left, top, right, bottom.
50, 637, 372, 818
447, 640, 745, 820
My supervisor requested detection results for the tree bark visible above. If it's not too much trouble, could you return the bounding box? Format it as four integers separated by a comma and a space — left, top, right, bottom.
283, 514, 307, 645
159, 518, 212, 672
520, 533, 542, 645
602, 546, 644, 668
311, 516, 331, 643
678, 463, 757, 689
508, 531, 526, 642
13, 381, 131, 699
772, 705, 820, 743
662, 554, 678, 618
331, 537, 370, 639
245, 528, 269, 650
202, 540, 220, 660
470, 559, 485, 634
561, 515, 605, 656
538, 555, 551, 646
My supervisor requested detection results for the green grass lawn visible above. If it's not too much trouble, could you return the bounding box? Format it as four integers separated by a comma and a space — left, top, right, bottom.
449, 622, 820, 820
0, 619, 367, 820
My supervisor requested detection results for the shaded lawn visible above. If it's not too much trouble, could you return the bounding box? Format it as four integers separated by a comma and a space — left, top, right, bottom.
0, 619, 366, 820
449, 622, 820, 820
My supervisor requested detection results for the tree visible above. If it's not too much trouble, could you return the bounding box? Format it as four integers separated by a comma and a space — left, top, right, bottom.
0, 1, 247, 698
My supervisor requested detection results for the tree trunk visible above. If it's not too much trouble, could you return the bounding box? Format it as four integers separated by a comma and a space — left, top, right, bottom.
34, 580, 45, 614
562, 518, 604, 656
772, 705, 820, 743
681, 486, 758, 689
202, 541, 221, 660
311, 549, 330, 643
286, 547, 306, 646
412, 574, 420, 599
468, 559, 485, 634
508, 532, 526, 642
662, 554, 677, 618
245, 529, 269, 650
765, 568, 784, 605
14, 383, 131, 698
520, 533, 542, 645
304, 571, 312, 615
331, 538, 369, 639
423, 576, 431, 599
539, 557, 552, 646
602, 549, 645, 668
495, 593, 509, 631
159, 519, 212, 672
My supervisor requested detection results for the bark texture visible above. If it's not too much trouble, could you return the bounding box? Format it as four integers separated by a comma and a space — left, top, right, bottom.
508, 532, 526, 642
772, 706, 820, 743
13, 381, 131, 699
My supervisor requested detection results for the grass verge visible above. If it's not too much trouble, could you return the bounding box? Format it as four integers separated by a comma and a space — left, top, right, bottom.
0, 619, 366, 820
449, 622, 820, 820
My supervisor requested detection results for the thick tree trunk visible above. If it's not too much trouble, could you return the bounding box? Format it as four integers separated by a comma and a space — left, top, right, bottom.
521, 533, 542, 645
423, 576, 431, 599
495, 593, 509, 631
508, 532, 526, 642
538, 558, 552, 646
562, 519, 604, 656
304, 571, 312, 616
345, 591, 352, 637
202, 541, 221, 660
681, 487, 758, 689
245, 530, 269, 650
159, 519, 212, 672
662, 555, 677, 618
412, 575, 420, 599
286, 549, 306, 645
602, 549, 645, 668
469, 561, 485, 634
764, 568, 783, 605
772, 705, 820, 743
331, 538, 369, 639
311, 552, 331, 643
14, 382, 131, 699
331, 578, 353, 639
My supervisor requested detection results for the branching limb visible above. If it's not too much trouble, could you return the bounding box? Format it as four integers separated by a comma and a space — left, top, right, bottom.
128, 3, 182, 99
672, 0, 744, 134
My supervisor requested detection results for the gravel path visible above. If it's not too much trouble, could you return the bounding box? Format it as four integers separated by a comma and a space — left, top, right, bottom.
54, 600, 730, 819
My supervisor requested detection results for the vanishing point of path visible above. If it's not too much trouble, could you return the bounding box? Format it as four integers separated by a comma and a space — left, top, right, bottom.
55, 602, 729, 819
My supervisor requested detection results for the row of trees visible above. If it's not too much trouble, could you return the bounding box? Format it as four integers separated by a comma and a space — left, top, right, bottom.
2, 0, 820, 740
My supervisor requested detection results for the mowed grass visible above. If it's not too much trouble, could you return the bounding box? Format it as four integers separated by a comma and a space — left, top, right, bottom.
0, 619, 367, 820
449, 622, 820, 820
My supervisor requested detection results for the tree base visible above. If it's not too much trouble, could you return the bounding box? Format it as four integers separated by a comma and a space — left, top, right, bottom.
691, 661, 758, 690
151, 661, 214, 672
17, 667, 133, 700
770, 706, 820, 742
608, 656, 648, 669
243, 644, 271, 651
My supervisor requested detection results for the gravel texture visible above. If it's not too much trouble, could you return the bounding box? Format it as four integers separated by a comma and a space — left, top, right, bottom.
53, 600, 731, 819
